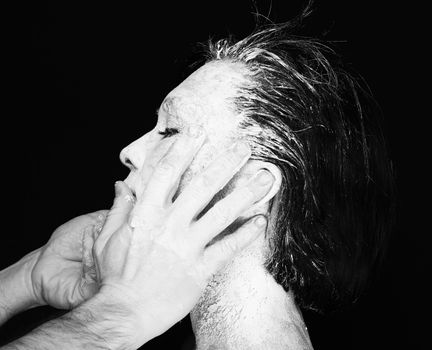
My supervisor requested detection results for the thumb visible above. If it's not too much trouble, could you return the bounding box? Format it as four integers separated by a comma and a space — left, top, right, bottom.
95, 181, 134, 251
106, 181, 135, 227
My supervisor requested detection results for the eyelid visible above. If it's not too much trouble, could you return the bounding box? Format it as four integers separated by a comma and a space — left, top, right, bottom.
158, 127, 179, 138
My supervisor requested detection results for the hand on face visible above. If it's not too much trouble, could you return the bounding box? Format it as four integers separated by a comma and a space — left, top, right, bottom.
30, 210, 107, 309
92, 126, 274, 344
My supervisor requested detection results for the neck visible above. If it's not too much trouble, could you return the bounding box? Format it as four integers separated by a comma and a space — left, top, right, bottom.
190, 235, 313, 350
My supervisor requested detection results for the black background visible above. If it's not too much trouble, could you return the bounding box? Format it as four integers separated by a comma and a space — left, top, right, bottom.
1, 1, 427, 349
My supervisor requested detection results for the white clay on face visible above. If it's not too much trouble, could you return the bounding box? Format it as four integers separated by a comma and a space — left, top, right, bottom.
123, 60, 251, 195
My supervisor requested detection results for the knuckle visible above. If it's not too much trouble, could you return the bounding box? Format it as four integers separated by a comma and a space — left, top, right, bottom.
95, 210, 108, 221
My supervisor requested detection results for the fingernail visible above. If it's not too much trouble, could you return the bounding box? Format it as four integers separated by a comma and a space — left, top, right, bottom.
255, 216, 267, 228
234, 142, 250, 157
255, 170, 273, 186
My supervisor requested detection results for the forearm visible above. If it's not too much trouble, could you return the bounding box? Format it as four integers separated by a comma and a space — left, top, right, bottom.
1, 293, 144, 350
0, 250, 40, 325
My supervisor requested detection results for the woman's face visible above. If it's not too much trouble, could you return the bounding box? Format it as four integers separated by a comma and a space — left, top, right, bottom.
120, 60, 250, 199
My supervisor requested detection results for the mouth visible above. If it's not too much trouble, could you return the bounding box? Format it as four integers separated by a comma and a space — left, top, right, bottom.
124, 181, 137, 203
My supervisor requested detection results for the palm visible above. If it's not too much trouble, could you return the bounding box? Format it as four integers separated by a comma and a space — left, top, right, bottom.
31, 211, 107, 309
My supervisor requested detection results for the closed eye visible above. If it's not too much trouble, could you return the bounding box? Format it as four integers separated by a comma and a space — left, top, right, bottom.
158, 128, 179, 139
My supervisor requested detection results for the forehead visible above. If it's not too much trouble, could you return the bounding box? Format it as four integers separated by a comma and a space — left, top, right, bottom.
159, 60, 248, 132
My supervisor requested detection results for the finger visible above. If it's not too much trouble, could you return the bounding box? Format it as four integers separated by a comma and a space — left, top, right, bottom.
172, 141, 251, 223
85, 210, 109, 224
82, 226, 97, 281
137, 126, 205, 209
80, 228, 99, 303
95, 181, 134, 253
192, 169, 274, 247
201, 215, 267, 274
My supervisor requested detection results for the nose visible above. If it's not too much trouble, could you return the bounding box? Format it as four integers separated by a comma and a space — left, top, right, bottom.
120, 147, 137, 171
119, 136, 148, 171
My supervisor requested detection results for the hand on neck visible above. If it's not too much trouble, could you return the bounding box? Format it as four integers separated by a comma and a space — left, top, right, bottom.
190, 231, 313, 350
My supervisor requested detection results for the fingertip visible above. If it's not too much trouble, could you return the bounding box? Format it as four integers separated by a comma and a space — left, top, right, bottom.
254, 215, 267, 229
114, 180, 123, 196
113, 181, 135, 204
115, 180, 132, 193
245, 215, 267, 243
234, 215, 267, 249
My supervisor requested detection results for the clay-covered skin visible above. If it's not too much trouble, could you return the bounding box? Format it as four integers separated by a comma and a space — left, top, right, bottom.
120, 60, 313, 349
121, 60, 249, 198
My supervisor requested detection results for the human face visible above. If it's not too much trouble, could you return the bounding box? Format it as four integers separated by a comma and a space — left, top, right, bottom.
120, 60, 250, 199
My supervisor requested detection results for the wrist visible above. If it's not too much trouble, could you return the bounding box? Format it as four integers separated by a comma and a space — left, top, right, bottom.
96, 284, 157, 347
68, 289, 149, 349
0, 248, 41, 321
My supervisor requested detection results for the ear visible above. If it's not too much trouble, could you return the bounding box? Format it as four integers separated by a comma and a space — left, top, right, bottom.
255, 162, 282, 207
240, 160, 282, 208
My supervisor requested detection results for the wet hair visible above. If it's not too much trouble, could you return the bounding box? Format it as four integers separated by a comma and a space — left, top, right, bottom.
204, 20, 396, 312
